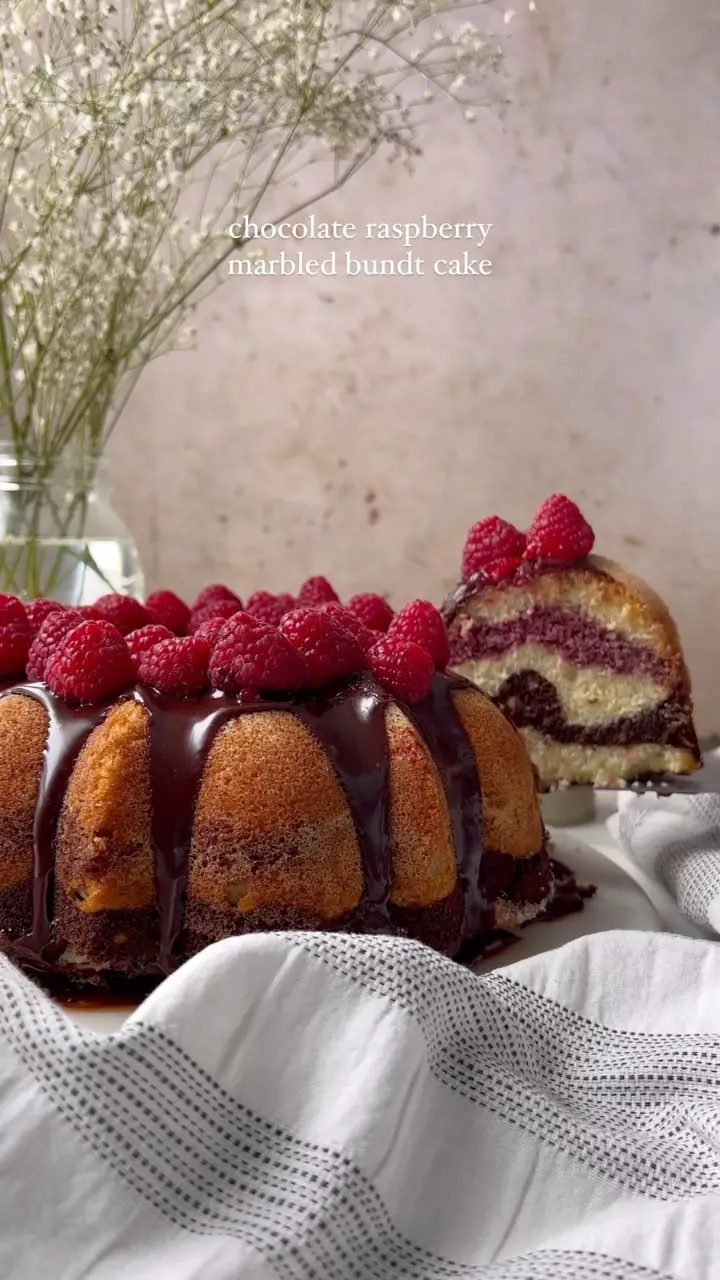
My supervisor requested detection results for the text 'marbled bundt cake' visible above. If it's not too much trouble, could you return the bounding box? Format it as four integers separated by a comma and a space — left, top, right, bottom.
443, 495, 700, 790
0, 584, 590, 989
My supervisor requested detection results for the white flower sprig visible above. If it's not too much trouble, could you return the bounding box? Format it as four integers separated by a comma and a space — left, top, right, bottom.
0, 0, 509, 476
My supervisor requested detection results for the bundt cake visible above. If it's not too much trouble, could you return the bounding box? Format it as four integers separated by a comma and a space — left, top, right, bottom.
443, 495, 700, 790
0, 584, 590, 990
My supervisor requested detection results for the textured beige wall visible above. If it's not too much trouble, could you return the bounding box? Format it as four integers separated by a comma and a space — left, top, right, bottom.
111, 0, 720, 730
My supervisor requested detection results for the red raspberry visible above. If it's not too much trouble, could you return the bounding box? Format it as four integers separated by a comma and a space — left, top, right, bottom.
345, 592, 394, 633
274, 592, 296, 615
76, 604, 103, 620
524, 494, 595, 563
92, 593, 150, 636
210, 611, 306, 694
26, 608, 85, 681
319, 602, 375, 656
246, 590, 293, 629
193, 616, 228, 649
25, 599, 65, 638
45, 621, 135, 703
187, 597, 242, 634
137, 635, 211, 697
477, 556, 523, 585
192, 583, 242, 612
127, 624, 173, 666
369, 636, 434, 704
279, 607, 364, 687
388, 600, 450, 670
461, 517, 526, 580
0, 594, 31, 676
296, 576, 339, 607
144, 589, 190, 636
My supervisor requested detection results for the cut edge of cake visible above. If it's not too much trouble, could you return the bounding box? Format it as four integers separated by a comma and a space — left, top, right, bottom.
444, 501, 701, 791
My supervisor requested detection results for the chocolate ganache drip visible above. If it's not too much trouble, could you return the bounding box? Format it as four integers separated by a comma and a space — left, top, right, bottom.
401, 674, 487, 938
4, 669, 489, 972
293, 676, 393, 926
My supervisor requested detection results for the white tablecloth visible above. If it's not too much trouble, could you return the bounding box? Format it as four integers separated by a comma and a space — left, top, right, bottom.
0, 796, 718, 1278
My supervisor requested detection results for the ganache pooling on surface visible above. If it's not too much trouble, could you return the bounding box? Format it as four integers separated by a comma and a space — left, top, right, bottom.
3, 670, 492, 973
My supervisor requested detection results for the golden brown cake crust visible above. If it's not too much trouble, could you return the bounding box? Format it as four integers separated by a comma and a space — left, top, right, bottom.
56, 700, 155, 913
385, 703, 457, 909
586, 555, 688, 676
451, 688, 544, 856
0, 694, 47, 893
189, 710, 363, 918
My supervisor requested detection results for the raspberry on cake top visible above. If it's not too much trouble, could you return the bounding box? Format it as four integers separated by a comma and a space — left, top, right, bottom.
442, 495, 701, 790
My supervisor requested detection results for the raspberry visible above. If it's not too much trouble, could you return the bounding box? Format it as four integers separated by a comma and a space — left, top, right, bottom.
192, 583, 242, 612
210, 611, 306, 694
193, 616, 228, 649
319, 602, 375, 655
279, 607, 364, 687
0, 594, 31, 676
388, 600, 450, 670
274, 592, 296, 615
45, 621, 135, 703
76, 605, 103, 620
524, 494, 595, 563
461, 517, 526, 580
144, 589, 190, 636
137, 635, 211, 697
92, 593, 150, 636
369, 636, 434, 704
127, 624, 173, 666
27, 608, 85, 681
345, 592, 394, 633
296, 575, 339, 607
187, 597, 242, 634
477, 556, 523, 585
246, 590, 294, 629
26, 599, 65, 638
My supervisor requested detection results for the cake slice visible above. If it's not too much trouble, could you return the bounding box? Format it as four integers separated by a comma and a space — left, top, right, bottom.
442, 495, 700, 790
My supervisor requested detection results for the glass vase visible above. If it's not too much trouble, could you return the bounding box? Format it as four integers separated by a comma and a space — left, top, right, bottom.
0, 445, 144, 604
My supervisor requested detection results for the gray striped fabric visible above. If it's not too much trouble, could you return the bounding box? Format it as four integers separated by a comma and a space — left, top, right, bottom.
617, 789, 720, 933
0, 929, 719, 1278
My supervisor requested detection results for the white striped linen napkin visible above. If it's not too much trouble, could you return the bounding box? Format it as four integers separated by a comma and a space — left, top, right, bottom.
608, 750, 720, 936
0, 927, 719, 1280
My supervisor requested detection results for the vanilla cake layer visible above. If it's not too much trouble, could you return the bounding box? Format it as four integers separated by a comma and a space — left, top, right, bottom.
518, 729, 696, 790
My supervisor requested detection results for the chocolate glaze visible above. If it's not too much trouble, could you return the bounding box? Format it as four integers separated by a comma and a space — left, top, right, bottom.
401, 679, 488, 937
3, 669, 504, 975
293, 678, 393, 926
538, 858, 597, 920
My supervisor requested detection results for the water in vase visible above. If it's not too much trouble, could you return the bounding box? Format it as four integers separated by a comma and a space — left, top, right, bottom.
0, 535, 145, 604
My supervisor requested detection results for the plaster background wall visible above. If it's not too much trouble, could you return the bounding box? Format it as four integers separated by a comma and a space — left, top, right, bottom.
110, 0, 720, 730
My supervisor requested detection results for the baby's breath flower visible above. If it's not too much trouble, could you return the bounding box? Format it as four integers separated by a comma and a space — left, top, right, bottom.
0, 0, 508, 475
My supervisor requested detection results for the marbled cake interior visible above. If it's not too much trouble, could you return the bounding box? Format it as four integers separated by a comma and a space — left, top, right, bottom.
445, 556, 700, 789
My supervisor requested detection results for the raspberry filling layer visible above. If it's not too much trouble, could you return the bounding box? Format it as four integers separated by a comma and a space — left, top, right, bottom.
448, 606, 669, 683
494, 671, 699, 751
